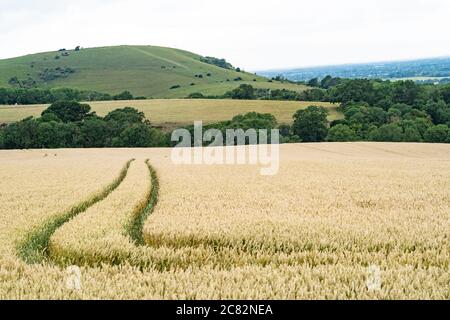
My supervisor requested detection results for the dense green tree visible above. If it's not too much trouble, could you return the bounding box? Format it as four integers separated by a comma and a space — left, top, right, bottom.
0, 128, 5, 149
41, 101, 92, 123
228, 84, 255, 100
104, 107, 149, 138
80, 118, 109, 147
439, 85, 450, 104
292, 106, 329, 142
411, 117, 433, 139
278, 124, 292, 137
404, 108, 430, 121
392, 80, 425, 106
181, 112, 278, 146
343, 104, 367, 119
424, 125, 449, 143
2, 117, 39, 149
307, 78, 319, 87
390, 103, 413, 116
200, 56, 233, 69
400, 121, 422, 142
104, 107, 147, 124
403, 127, 421, 142
36, 121, 82, 148
114, 123, 166, 147
36, 121, 58, 148
348, 106, 386, 127
113, 90, 134, 100
40, 111, 62, 123
187, 92, 205, 99
326, 124, 358, 142
387, 108, 402, 123
0, 87, 112, 105
424, 100, 450, 124
369, 123, 404, 142
320, 75, 336, 89
269, 89, 299, 101
229, 112, 277, 130
298, 88, 325, 101
327, 79, 376, 104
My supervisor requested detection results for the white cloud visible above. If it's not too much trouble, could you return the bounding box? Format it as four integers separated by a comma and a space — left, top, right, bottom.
0, 0, 449, 70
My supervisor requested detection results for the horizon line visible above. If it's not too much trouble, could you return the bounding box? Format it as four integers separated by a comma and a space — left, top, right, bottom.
255, 55, 450, 73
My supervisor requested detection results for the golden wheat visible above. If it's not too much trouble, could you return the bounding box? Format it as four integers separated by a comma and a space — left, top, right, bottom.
48, 159, 151, 266
0, 143, 449, 299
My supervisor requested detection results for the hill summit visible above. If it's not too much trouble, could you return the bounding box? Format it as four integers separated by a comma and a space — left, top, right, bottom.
0, 45, 304, 98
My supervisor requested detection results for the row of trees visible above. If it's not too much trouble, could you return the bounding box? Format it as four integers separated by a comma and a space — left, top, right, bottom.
202, 79, 450, 143
174, 104, 450, 145
178, 112, 279, 146
216, 79, 450, 107
0, 88, 140, 105
290, 106, 450, 143
1, 101, 449, 150
0, 102, 166, 149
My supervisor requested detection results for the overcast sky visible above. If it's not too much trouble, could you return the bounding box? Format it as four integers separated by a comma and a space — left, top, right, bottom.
1, 0, 449, 70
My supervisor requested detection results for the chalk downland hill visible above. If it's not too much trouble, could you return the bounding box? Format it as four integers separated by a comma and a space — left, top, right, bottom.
0, 45, 307, 98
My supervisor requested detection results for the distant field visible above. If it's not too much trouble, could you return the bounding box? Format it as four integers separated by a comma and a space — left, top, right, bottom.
163, 80, 308, 98
0, 45, 307, 98
0, 99, 340, 129
390, 76, 448, 81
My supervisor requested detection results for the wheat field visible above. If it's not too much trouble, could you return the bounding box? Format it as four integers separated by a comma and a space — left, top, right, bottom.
0, 143, 449, 299
0, 99, 340, 129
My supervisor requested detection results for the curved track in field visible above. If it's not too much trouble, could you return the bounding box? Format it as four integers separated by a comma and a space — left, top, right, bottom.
17, 159, 134, 264
45, 159, 162, 269
126, 160, 160, 246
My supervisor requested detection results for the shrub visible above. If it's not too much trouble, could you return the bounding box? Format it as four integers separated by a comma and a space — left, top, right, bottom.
113, 91, 134, 100
200, 57, 233, 69
187, 92, 205, 99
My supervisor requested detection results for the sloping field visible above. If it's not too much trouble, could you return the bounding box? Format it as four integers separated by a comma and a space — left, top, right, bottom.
0, 99, 339, 128
0, 45, 307, 98
0, 143, 449, 299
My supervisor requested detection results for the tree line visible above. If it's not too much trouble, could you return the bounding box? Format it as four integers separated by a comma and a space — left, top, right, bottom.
0, 87, 142, 105
189, 78, 450, 143
0, 102, 167, 149
1, 100, 449, 150
1, 76, 450, 149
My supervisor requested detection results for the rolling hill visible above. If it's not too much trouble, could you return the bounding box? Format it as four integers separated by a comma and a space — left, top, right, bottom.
0, 45, 307, 98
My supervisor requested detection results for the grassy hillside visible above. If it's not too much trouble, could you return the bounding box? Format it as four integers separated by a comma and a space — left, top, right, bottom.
0, 45, 307, 98
0, 99, 339, 130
